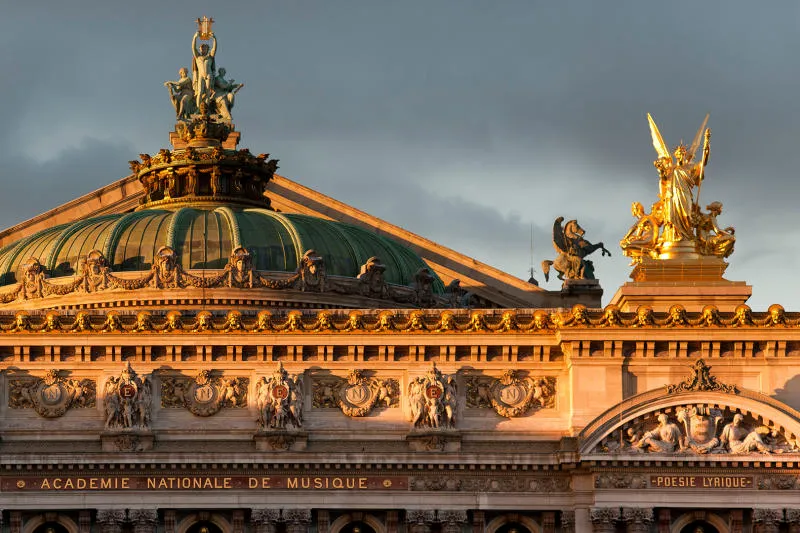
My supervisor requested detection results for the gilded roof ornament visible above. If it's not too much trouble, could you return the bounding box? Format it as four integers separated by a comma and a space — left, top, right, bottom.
666, 359, 737, 394
622, 114, 736, 263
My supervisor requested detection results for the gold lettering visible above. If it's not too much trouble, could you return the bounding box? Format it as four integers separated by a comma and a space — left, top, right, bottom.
332, 478, 344, 489
147, 478, 156, 489
262, 477, 271, 489
742, 477, 750, 487
224, 478, 231, 489
346, 478, 355, 489
359, 478, 368, 489
76, 479, 86, 490
41, 479, 50, 490
64, 479, 74, 489
315, 478, 323, 489
121, 478, 129, 489
193, 478, 202, 489
690, 477, 696, 487
90, 478, 98, 490
101, 479, 112, 489
203, 478, 213, 489
249, 477, 258, 489
301, 478, 310, 489
158, 479, 168, 489
288, 478, 298, 489
53, 479, 63, 490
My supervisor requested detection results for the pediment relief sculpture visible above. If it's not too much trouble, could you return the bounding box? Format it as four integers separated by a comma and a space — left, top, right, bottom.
312, 369, 399, 417
161, 369, 248, 416
465, 371, 555, 417
594, 405, 798, 456
8, 369, 95, 418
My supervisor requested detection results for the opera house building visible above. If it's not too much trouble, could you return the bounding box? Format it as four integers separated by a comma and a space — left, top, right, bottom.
0, 18, 796, 533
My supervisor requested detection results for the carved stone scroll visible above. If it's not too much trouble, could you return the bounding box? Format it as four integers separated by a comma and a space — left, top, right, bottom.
312, 369, 399, 417
465, 370, 555, 417
8, 369, 95, 418
161, 369, 248, 416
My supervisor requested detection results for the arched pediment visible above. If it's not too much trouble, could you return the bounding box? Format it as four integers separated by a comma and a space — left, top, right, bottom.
580, 363, 800, 459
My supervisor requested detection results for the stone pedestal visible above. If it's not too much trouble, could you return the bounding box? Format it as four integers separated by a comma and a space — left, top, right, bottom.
170, 130, 240, 150
101, 431, 154, 452
610, 255, 751, 313
406, 431, 461, 452
254, 431, 308, 452
560, 279, 603, 308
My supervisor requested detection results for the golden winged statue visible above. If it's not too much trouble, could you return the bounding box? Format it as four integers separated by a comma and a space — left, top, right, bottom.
621, 114, 735, 262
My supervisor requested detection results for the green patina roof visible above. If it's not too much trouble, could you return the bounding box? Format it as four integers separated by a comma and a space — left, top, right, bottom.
0, 207, 443, 292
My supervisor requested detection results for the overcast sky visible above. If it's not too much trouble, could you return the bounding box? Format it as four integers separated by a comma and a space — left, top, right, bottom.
2, 1, 799, 309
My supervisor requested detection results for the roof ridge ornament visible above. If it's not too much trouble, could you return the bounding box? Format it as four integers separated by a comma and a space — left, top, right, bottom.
163, 16, 244, 148
666, 359, 738, 394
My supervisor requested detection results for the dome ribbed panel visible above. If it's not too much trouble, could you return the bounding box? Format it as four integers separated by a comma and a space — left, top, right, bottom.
48, 214, 120, 276
111, 211, 172, 271
0, 224, 69, 284
282, 214, 361, 277
170, 209, 232, 269
214, 207, 242, 250
239, 209, 299, 271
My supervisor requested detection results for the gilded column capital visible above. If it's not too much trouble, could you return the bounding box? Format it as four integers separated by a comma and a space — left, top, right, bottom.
622, 508, 654, 533
283, 509, 311, 533
406, 510, 435, 533
96, 510, 126, 533
129, 509, 158, 533
560, 511, 575, 533
250, 509, 280, 533
753, 509, 783, 533
589, 508, 620, 533
787, 509, 800, 533
438, 510, 468, 533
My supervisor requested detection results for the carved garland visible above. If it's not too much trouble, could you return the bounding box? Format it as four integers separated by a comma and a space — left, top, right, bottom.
161, 370, 248, 416
4, 304, 800, 335
8, 369, 96, 418
0, 248, 449, 309
465, 371, 556, 417
312, 370, 400, 417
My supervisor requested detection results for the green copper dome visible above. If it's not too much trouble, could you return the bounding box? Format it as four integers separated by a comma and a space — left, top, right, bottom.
0, 206, 443, 292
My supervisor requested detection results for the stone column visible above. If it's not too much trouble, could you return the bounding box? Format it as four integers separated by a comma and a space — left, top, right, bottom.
78, 511, 91, 533
622, 508, 654, 533
316, 510, 330, 533
752, 509, 783, 533
589, 508, 620, 533
9, 511, 21, 533
232, 510, 245, 533
250, 509, 280, 533
96, 510, 126, 533
164, 511, 176, 533
540, 512, 555, 533
283, 509, 312, 533
386, 511, 399, 533
656, 509, 670, 533
560, 511, 575, 533
439, 511, 467, 533
786, 509, 800, 533
471, 511, 485, 533
129, 510, 158, 533
729, 510, 744, 533
406, 510, 435, 533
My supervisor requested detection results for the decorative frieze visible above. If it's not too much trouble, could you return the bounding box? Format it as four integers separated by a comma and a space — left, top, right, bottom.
312, 369, 399, 417
409, 475, 570, 493
161, 369, 248, 416
8, 369, 95, 417
589, 508, 621, 533
465, 370, 555, 417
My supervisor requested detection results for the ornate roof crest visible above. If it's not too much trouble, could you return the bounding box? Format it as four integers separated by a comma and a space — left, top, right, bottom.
666, 359, 737, 394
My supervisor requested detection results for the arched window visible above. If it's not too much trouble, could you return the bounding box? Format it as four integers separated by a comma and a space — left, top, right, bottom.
338, 522, 377, 533
680, 522, 720, 533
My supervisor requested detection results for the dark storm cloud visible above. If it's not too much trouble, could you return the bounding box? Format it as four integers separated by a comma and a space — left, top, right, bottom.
1, 1, 799, 308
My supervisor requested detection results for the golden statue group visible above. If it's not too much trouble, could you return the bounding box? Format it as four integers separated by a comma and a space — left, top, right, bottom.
621, 114, 735, 263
